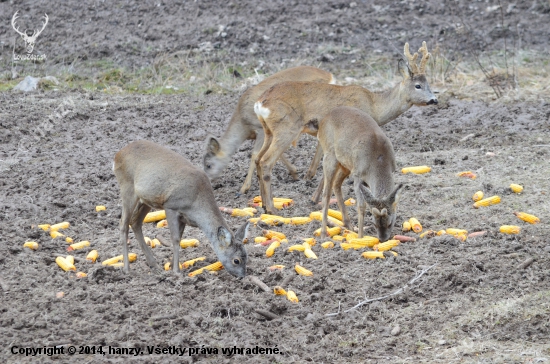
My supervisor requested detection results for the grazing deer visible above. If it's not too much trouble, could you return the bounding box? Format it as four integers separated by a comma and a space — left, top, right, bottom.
113, 140, 249, 277
254, 42, 436, 214
203, 66, 334, 195
318, 106, 403, 241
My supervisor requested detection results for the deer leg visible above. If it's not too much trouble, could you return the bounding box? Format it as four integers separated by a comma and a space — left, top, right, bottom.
311, 176, 324, 204
332, 167, 351, 229
241, 133, 264, 195
321, 155, 339, 238
255, 119, 273, 209
305, 142, 323, 180
130, 203, 160, 272
279, 154, 298, 181
119, 193, 138, 274
353, 177, 367, 239
165, 209, 185, 272
258, 131, 299, 214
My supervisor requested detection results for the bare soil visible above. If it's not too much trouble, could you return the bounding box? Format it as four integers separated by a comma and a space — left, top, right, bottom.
1, 1, 550, 363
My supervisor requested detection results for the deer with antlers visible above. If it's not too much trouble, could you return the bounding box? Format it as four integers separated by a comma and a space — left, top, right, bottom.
11, 11, 49, 54
254, 42, 437, 214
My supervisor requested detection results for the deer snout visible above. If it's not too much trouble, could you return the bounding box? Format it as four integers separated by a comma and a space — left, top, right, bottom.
427, 98, 438, 105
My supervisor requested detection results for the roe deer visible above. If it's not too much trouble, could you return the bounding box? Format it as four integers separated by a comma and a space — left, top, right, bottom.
203, 66, 334, 195
254, 42, 436, 214
318, 106, 403, 241
113, 140, 249, 277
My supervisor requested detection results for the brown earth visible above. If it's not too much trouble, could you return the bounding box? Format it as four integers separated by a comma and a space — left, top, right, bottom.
1, 1, 550, 363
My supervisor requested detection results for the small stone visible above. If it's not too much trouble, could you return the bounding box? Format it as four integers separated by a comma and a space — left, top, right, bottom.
438, 340, 446, 345
391, 325, 401, 336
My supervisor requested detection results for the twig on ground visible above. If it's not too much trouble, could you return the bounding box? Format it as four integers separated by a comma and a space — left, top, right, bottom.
254, 309, 279, 320
325, 263, 437, 317
248, 276, 270, 293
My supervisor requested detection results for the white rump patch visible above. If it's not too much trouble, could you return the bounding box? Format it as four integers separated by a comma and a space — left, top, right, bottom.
329, 74, 336, 85
254, 101, 270, 119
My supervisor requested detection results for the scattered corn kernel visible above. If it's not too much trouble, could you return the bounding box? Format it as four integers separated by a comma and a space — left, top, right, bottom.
76, 272, 87, 278
473, 196, 501, 208
65, 237, 73, 244
472, 191, 484, 202
408, 218, 422, 233
402, 166, 431, 174
457, 171, 477, 179
95, 205, 106, 212
23, 241, 39, 250
86, 250, 98, 263
510, 184, 523, 193
143, 210, 166, 223
361, 251, 385, 259
500, 225, 521, 234
38, 224, 50, 231
514, 212, 539, 224
50, 231, 64, 239
321, 241, 335, 249
344, 198, 356, 206
55, 256, 76, 272
295, 264, 313, 277
156, 219, 168, 228
286, 290, 299, 303
180, 239, 199, 248
67, 241, 90, 251
266, 241, 281, 257
268, 265, 285, 271
402, 221, 412, 232
273, 286, 287, 295
50, 222, 70, 231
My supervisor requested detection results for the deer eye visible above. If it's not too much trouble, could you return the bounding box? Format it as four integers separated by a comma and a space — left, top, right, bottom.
205, 164, 211, 169
415, 84, 421, 89
233, 258, 241, 265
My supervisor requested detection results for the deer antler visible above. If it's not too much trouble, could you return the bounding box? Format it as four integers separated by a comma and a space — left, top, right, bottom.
11, 11, 26, 37
403, 43, 419, 74
418, 41, 430, 74
403, 41, 431, 74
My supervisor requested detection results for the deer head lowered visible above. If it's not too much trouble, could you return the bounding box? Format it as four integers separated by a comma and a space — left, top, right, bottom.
11, 11, 49, 54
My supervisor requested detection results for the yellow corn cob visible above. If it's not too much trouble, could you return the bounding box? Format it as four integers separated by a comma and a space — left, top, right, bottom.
109, 262, 125, 268
302, 237, 316, 246
289, 216, 312, 225
65, 237, 73, 244
150, 238, 161, 248
344, 198, 356, 206
332, 235, 345, 241
56, 256, 76, 272
242, 207, 257, 214
473, 195, 501, 208
50, 221, 70, 231
220, 207, 254, 217
181, 257, 206, 269
101, 253, 137, 266
273, 201, 291, 209
76, 272, 87, 278
156, 219, 168, 228
342, 230, 358, 240
260, 214, 287, 222
304, 247, 318, 259
446, 228, 468, 235
260, 217, 284, 226
340, 242, 369, 250
188, 268, 204, 277
288, 245, 306, 252
95, 205, 106, 212
510, 184, 523, 193
419, 230, 436, 239
314, 226, 342, 237
472, 191, 484, 202
402, 166, 431, 174
321, 241, 335, 249
38, 224, 50, 231
50, 231, 64, 239
295, 264, 313, 277
203, 261, 224, 272
361, 251, 386, 259
402, 221, 412, 232
408, 218, 422, 233
23, 241, 39, 250
268, 265, 285, 271
457, 171, 477, 179
65, 255, 74, 265
286, 290, 299, 303
255, 236, 268, 243
308, 211, 344, 226
514, 212, 540, 224
180, 239, 199, 248
374, 239, 400, 251
253, 196, 293, 204
86, 250, 98, 263
327, 209, 343, 221
500, 225, 521, 234
143, 210, 166, 223
348, 236, 380, 247
436, 230, 446, 236
67, 241, 90, 251
273, 286, 287, 295
249, 217, 261, 224
263, 230, 286, 240
266, 241, 281, 257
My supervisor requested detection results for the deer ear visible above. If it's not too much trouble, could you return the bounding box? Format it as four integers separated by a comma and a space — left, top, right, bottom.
359, 184, 378, 206
234, 222, 250, 245
206, 136, 221, 155
217, 226, 232, 248
398, 59, 412, 80
371, 207, 382, 217
380, 208, 388, 216
387, 184, 404, 205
